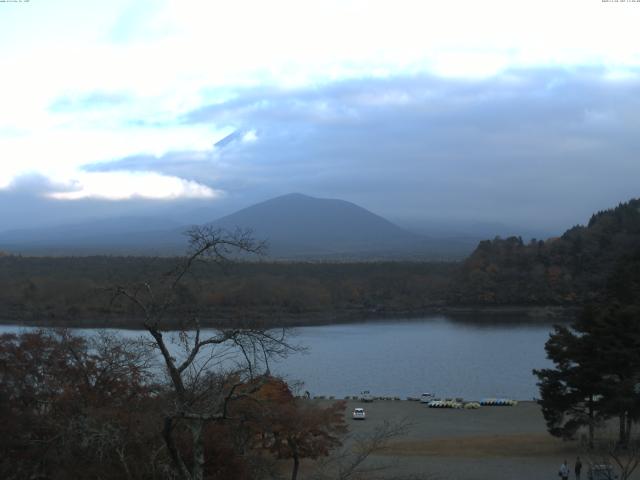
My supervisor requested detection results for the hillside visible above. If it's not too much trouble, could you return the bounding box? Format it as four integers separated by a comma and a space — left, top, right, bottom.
0, 217, 186, 255
208, 193, 432, 258
450, 198, 640, 306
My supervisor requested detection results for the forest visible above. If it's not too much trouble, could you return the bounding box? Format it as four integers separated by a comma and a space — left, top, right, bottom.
450, 198, 640, 306
0, 255, 455, 328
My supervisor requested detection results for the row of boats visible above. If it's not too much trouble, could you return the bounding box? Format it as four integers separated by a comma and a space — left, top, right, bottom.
420, 393, 518, 409
350, 392, 519, 409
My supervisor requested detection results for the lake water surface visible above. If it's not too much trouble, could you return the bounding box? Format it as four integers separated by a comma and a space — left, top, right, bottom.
0, 316, 558, 400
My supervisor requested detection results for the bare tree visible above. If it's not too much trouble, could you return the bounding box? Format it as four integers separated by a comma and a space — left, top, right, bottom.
112, 226, 297, 480
311, 419, 412, 480
588, 438, 640, 480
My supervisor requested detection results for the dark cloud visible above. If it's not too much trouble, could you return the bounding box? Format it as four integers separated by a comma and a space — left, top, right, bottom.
0, 173, 231, 231
214, 130, 248, 148
76, 68, 640, 232
0, 185, 222, 231
4, 173, 77, 195
0, 174, 114, 229
82, 150, 213, 177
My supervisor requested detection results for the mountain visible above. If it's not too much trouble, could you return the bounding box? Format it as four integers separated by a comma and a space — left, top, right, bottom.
0, 216, 187, 255
0, 193, 468, 259
207, 193, 431, 258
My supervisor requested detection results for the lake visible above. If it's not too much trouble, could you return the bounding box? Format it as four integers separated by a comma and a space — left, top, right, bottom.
0, 316, 558, 400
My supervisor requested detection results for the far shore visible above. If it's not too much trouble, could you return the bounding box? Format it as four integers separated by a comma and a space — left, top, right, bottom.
0, 304, 577, 330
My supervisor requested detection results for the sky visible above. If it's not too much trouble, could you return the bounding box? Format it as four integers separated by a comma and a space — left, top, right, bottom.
1, 0, 640, 232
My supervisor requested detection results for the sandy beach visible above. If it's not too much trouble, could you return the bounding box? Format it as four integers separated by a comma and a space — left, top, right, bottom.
326, 399, 634, 480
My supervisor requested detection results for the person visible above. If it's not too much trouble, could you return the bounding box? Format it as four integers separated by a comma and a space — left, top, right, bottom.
575, 456, 582, 480
559, 460, 569, 480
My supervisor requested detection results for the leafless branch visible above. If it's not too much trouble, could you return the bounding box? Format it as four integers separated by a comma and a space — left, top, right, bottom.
312, 419, 412, 480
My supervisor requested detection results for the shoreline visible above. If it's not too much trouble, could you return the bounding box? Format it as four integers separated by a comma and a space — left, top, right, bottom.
328, 399, 584, 480
0, 304, 576, 330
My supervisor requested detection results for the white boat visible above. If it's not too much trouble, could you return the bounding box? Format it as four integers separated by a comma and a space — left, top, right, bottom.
360, 390, 374, 402
420, 392, 434, 403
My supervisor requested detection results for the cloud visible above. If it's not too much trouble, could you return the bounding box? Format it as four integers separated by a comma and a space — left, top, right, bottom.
83, 151, 213, 175
47, 171, 220, 201
50, 92, 130, 112
81, 68, 640, 230
3, 2, 640, 234
1, 170, 219, 203
3, 173, 76, 196
213, 130, 245, 148
242, 130, 258, 143
108, 0, 167, 44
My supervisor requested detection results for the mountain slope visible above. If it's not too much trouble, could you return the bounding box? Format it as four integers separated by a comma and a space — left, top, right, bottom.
0, 216, 187, 255
208, 193, 426, 257
0, 193, 472, 259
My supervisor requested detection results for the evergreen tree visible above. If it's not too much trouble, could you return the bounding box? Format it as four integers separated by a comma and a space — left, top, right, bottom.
535, 304, 640, 448
534, 315, 607, 448
589, 304, 640, 446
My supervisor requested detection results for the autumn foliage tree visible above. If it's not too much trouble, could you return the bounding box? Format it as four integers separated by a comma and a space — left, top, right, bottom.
0, 329, 160, 479
248, 378, 347, 480
0, 329, 352, 480
453, 198, 640, 306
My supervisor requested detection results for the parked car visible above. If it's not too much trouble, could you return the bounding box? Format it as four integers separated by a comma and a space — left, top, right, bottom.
588, 463, 618, 480
352, 407, 366, 420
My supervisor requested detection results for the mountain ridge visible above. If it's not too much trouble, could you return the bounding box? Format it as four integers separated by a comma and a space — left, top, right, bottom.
0, 193, 455, 258
207, 193, 425, 257
0, 192, 547, 260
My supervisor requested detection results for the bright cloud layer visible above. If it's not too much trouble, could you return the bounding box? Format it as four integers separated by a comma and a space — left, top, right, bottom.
47, 171, 219, 201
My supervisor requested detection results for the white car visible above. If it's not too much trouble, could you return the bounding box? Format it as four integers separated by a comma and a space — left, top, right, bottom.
352, 407, 366, 420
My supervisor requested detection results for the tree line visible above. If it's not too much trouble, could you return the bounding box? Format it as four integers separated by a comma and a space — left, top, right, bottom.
451, 198, 640, 306
0, 255, 455, 328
